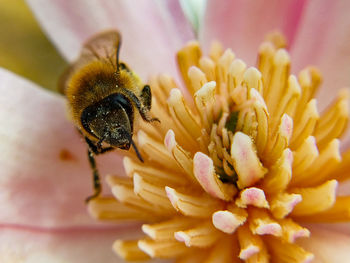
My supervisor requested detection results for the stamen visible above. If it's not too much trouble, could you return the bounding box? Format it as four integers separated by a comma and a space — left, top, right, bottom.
148, 75, 165, 107
199, 57, 216, 82
261, 148, 293, 194
133, 173, 175, 211
292, 196, 350, 222
291, 139, 341, 186
266, 237, 314, 263
216, 49, 235, 87
137, 130, 179, 170
243, 67, 263, 94
165, 186, 225, 217
113, 240, 150, 261
193, 152, 237, 200
249, 209, 282, 237
265, 31, 287, 49
168, 88, 202, 141
88, 197, 155, 221
294, 67, 322, 119
177, 41, 202, 94
251, 94, 269, 156
235, 187, 269, 208
269, 193, 302, 219
231, 132, 267, 189
209, 41, 224, 62
237, 224, 266, 261
290, 179, 338, 216
142, 217, 197, 240
257, 41, 276, 89
164, 130, 198, 184
227, 59, 246, 97
290, 99, 319, 149
194, 81, 216, 129
174, 221, 223, 247
332, 148, 350, 182
265, 49, 290, 115
245, 248, 270, 263
278, 218, 310, 243
138, 238, 191, 258
292, 136, 318, 177
106, 175, 166, 215
314, 89, 349, 150
188, 66, 207, 93
270, 75, 301, 132
263, 114, 293, 165
202, 237, 238, 263
123, 157, 189, 186
212, 204, 248, 234
176, 250, 208, 263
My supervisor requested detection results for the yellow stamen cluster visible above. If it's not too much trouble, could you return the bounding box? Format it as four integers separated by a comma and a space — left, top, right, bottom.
88, 33, 350, 262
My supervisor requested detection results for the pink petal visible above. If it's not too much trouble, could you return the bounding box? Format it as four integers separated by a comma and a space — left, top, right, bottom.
201, 0, 307, 65
297, 224, 350, 263
0, 68, 124, 228
26, 0, 194, 81
304, 223, 350, 237
290, 0, 350, 109
338, 179, 350, 196
0, 224, 141, 263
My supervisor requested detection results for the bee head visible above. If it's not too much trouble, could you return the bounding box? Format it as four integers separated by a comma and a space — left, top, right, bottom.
81, 93, 134, 149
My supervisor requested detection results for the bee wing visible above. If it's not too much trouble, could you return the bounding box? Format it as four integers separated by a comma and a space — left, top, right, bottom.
58, 30, 121, 94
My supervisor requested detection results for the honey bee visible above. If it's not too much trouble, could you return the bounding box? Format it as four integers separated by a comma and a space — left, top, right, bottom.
59, 30, 159, 202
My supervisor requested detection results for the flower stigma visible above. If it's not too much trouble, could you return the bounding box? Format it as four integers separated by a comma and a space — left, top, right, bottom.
88, 33, 350, 262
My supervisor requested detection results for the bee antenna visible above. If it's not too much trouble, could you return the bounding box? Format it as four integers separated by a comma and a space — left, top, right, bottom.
130, 139, 144, 163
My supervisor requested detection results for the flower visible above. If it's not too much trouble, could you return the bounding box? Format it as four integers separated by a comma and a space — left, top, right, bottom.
89, 33, 350, 262
1, 0, 350, 262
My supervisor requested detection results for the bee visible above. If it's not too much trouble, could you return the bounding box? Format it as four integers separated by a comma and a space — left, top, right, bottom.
59, 30, 159, 202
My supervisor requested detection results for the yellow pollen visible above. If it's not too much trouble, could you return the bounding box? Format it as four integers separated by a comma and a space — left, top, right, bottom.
88, 33, 350, 262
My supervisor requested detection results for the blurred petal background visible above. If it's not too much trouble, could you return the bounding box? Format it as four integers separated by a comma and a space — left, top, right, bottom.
0, 0, 67, 91
0, 0, 204, 92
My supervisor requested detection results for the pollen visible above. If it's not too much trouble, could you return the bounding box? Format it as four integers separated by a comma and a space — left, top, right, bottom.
88, 33, 350, 262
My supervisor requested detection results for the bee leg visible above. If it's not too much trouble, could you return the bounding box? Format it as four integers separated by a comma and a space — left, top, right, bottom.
84, 137, 115, 202
85, 148, 101, 203
121, 87, 160, 123
99, 146, 114, 154
85, 136, 114, 154
140, 85, 152, 111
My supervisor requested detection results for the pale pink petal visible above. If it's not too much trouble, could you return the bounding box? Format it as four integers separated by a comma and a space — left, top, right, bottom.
297, 224, 350, 263
26, 0, 194, 80
291, 0, 350, 107
201, 0, 307, 65
0, 224, 141, 263
338, 179, 350, 196
0, 68, 124, 228
304, 223, 350, 237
